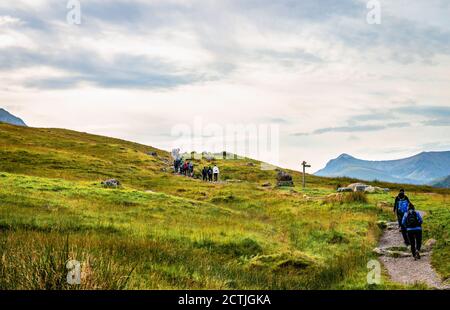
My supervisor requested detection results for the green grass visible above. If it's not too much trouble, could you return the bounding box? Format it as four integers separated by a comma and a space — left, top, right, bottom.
0, 123, 448, 289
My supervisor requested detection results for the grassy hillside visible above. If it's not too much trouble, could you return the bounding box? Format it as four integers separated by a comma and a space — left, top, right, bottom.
0, 123, 448, 289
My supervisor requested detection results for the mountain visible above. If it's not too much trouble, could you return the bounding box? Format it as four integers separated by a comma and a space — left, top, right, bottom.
430, 175, 450, 188
315, 151, 450, 185
0, 108, 27, 126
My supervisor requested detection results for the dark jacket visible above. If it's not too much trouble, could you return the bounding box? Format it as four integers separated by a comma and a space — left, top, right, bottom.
394, 195, 410, 213
402, 210, 423, 231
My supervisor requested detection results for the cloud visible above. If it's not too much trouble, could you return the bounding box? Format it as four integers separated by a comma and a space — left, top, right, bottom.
1, 0, 450, 171
0, 15, 23, 26
0, 47, 210, 89
422, 119, 450, 127
391, 105, 450, 118
293, 124, 386, 136
386, 122, 410, 128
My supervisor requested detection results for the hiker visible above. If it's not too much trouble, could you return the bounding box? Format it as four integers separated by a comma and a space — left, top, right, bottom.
178, 159, 184, 174
188, 161, 194, 177
202, 166, 208, 181
183, 161, 189, 176
402, 204, 423, 260
213, 165, 219, 182
174, 158, 181, 173
393, 189, 411, 246
207, 166, 213, 182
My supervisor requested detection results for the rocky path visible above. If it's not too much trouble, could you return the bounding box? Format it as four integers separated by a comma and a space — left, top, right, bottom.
375, 214, 449, 289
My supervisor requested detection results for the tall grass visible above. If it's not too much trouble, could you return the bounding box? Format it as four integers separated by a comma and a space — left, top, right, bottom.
0, 232, 134, 290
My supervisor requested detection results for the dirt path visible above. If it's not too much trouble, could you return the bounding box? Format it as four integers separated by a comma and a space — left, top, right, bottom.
376, 213, 448, 289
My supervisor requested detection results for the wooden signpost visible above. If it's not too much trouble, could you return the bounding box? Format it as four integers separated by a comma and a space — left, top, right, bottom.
301, 161, 311, 189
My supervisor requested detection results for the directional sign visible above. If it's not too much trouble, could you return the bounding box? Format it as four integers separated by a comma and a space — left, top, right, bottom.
301, 161, 311, 189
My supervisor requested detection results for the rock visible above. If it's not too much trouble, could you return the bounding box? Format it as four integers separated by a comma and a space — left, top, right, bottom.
148, 151, 158, 157
337, 187, 353, 192
424, 239, 437, 250
247, 162, 255, 167
386, 250, 411, 258
372, 247, 385, 256
347, 183, 369, 192
261, 182, 271, 187
386, 222, 399, 230
365, 186, 389, 193
377, 220, 387, 229
276, 171, 294, 187
101, 179, 120, 188
373, 246, 411, 258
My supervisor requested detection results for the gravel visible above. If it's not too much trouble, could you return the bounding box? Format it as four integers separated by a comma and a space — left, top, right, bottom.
378, 215, 449, 289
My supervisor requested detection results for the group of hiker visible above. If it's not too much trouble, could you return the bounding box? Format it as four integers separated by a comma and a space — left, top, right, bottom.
201, 165, 220, 182
173, 158, 195, 177
173, 157, 220, 182
393, 189, 424, 260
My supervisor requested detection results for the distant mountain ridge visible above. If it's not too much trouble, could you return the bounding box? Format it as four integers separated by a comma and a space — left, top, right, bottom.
315, 151, 450, 185
0, 108, 27, 126
430, 175, 450, 188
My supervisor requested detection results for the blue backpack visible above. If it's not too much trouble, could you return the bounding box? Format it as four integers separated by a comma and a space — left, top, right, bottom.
398, 199, 409, 214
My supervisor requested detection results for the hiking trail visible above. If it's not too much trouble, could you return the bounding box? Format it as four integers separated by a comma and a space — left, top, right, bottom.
376, 211, 449, 289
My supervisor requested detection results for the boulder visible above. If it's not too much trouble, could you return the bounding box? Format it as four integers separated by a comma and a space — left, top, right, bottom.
148, 151, 158, 157
276, 171, 294, 187
337, 187, 353, 192
372, 247, 384, 256
376, 220, 387, 229
364, 186, 389, 193
261, 182, 271, 187
347, 183, 369, 192
247, 162, 255, 167
101, 179, 120, 188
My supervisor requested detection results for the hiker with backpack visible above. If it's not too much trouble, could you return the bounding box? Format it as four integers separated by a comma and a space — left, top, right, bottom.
393, 189, 411, 246
402, 204, 423, 260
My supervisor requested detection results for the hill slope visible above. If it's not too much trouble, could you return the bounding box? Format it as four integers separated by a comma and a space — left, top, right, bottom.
315, 152, 450, 185
0, 108, 27, 126
0, 123, 448, 289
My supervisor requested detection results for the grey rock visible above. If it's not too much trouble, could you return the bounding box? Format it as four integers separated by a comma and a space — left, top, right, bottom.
101, 179, 121, 187
337, 187, 353, 192
276, 171, 294, 187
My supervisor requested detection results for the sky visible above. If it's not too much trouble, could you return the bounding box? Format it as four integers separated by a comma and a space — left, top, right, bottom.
0, 0, 449, 172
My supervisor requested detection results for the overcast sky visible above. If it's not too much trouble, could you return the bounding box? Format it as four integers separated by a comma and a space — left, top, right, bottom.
1, 0, 449, 171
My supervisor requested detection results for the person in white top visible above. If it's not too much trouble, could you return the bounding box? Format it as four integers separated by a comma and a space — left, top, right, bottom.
213, 165, 220, 182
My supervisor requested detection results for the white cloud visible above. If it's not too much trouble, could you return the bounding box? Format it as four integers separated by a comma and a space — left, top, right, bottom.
1, 0, 450, 170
